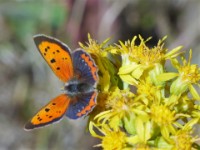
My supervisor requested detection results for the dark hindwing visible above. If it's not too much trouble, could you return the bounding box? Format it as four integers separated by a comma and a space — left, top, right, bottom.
72, 50, 98, 86
66, 91, 97, 119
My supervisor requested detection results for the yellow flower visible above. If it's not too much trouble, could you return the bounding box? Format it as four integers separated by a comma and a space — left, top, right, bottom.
172, 119, 200, 150
102, 130, 127, 150
106, 87, 135, 110
150, 104, 176, 141
84, 35, 200, 149
94, 87, 135, 130
170, 50, 200, 98
136, 79, 162, 105
89, 122, 127, 150
116, 35, 182, 86
79, 33, 110, 57
151, 105, 175, 126
172, 129, 198, 150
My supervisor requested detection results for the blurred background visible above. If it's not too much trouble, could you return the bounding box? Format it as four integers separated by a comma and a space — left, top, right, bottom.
0, 0, 200, 149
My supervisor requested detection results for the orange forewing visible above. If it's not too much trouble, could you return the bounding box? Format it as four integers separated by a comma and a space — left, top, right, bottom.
34, 35, 73, 82
24, 94, 70, 130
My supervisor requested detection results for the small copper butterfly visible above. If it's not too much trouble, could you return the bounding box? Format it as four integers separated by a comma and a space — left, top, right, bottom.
24, 34, 98, 130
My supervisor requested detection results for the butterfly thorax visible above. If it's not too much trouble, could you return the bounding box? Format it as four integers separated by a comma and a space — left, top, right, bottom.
64, 80, 94, 97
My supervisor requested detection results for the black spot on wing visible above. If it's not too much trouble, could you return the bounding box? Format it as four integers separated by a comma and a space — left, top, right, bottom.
45, 108, 50, 112
50, 58, 56, 63
45, 46, 50, 52
37, 116, 42, 121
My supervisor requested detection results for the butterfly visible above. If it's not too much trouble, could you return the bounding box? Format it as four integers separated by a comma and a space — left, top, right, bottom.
24, 34, 98, 130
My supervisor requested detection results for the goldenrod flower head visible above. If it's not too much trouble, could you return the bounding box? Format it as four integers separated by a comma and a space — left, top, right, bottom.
150, 104, 175, 126
117, 35, 181, 65
116, 36, 182, 86
180, 63, 200, 84
128, 36, 165, 65
170, 50, 200, 96
79, 33, 110, 57
102, 129, 127, 150
89, 122, 127, 150
106, 88, 134, 112
94, 88, 135, 130
84, 35, 200, 149
173, 130, 193, 150
178, 51, 200, 84
136, 80, 161, 104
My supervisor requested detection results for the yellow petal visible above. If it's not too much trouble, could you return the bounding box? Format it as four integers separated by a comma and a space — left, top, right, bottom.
131, 65, 144, 79
189, 85, 200, 100
165, 46, 182, 58
118, 63, 138, 75
109, 115, 121, 131
123, 115, 136, 135
119, 41, 129, 53
100, 70, 110, 92
120, 74, 138, 85
89, 122, 103, 139
183, 118, 199, 130
144, 121, 151, 142
160, 126, 170, 142
135, 117, 145, 142
156, 73, 178, 82
130, 36, 137, 47
126, 135, 140, 145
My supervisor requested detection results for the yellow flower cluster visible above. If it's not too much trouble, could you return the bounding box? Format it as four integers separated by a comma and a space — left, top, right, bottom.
80, 34, 200, 149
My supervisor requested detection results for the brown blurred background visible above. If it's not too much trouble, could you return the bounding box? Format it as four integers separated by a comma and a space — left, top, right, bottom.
0, 0, 200, 149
